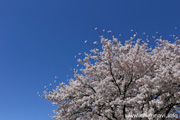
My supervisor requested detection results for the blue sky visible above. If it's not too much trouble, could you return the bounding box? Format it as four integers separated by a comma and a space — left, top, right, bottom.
0, 0, 180, 120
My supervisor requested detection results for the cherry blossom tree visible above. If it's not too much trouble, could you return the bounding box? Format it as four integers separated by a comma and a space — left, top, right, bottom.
43, 30, 180, 120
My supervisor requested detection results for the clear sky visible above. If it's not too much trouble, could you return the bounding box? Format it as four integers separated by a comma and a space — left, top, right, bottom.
0, 0, 180, 120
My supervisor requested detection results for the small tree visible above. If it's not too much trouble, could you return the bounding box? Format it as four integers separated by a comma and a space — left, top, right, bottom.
44, 30, 180, 120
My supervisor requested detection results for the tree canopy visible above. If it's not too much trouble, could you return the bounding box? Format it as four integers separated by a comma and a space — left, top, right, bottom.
43, 31, 180, 120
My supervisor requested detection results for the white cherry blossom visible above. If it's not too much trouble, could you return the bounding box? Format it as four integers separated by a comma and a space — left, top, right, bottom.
44, 32, 180, 120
